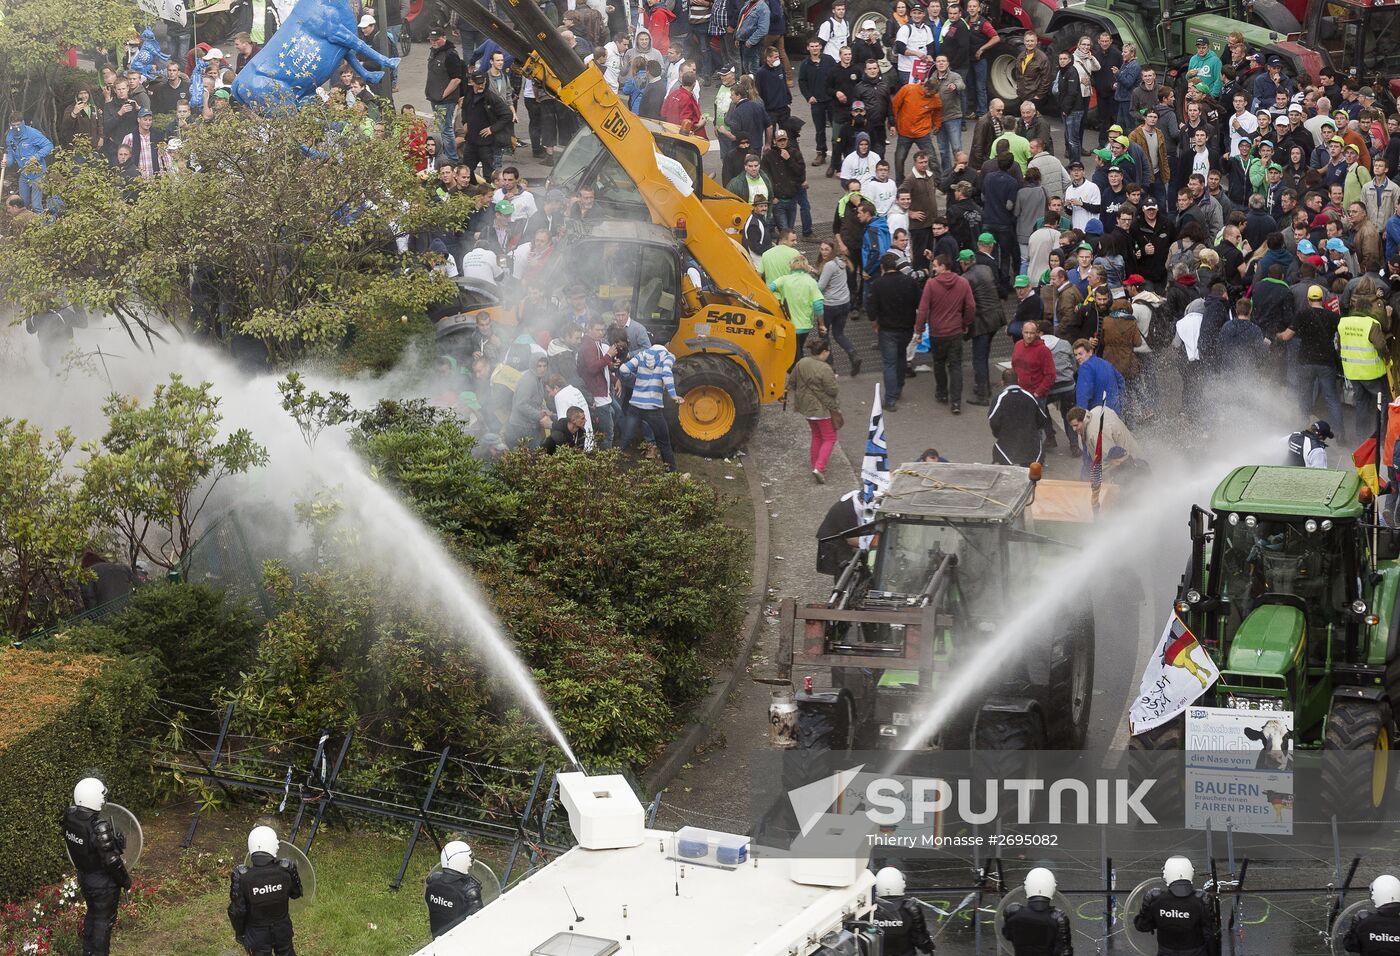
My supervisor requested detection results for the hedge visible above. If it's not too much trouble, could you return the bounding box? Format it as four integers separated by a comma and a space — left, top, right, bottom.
0, 649, 154, 901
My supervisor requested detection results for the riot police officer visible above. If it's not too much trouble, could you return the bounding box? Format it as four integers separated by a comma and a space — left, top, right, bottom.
1002, 867, 1073, 956
871, 866, 934, 955
425, 840, 485, 938
228, 825, 303, 956
62, 777, 130, 956
1133, 856, 1218, 956
1343, 874, 1400, 954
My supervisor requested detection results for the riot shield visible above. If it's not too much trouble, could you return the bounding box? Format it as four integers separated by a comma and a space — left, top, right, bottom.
1330, 900, 1372, 956
245, 840, 317, 912
66, 803, 144, 870
994, 886, 1076, 954
429, 859, 502, 906
1122, 877, 1170, 956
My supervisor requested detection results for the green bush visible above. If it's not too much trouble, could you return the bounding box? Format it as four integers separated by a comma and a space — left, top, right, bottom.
37, 584, 260, 712
0, 650, 154, 901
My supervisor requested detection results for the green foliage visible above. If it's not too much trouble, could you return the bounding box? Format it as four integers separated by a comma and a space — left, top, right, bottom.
82, 374, 269, 571
0, 107, 475, 367
278, 372, 356, 451
0, 649, 154, 902
0, 419, 92, 638
44, 584, 260, 711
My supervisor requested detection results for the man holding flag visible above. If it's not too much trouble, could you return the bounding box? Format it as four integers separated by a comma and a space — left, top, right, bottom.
814, 383, 890, 578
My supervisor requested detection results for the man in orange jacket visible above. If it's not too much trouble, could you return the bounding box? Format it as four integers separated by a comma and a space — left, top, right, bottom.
891, 77, 942, 184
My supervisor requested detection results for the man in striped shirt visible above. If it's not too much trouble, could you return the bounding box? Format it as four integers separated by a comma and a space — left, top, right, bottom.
619, 344, 686, 472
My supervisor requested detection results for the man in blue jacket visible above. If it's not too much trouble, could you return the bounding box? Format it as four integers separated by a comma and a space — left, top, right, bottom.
6, 112, 53, 212
1073, 337, 1124, 415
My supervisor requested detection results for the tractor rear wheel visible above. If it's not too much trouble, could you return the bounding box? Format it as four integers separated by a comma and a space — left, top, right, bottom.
974, 708, 1046, 750
1046, 616, 1094, 749
1323, 698, 1394, 825
1129, 714, 1184, 824
988, 39, 1022, 104
669, 353, 760, 459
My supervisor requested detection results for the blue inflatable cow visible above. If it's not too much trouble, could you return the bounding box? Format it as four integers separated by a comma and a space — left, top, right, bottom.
129, 28, 170, 80
231, 0, 401, 110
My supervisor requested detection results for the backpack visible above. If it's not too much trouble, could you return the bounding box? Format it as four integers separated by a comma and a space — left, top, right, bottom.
1144, 298, 1175, 351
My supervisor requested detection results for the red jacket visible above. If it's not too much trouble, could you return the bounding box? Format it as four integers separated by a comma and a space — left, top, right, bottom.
660, 86, 706, 138
915, 271, 975, 338
1011, 339, 1057, 398
576, 339, 611, 402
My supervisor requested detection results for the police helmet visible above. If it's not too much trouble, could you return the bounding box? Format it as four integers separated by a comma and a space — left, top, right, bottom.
74, 777, 106, 811
442, 840, 474, 875
248, 825, 280, 857
1373, 874, 1400, 907
875, 866, 906, 897
1164, 856, 1194, 884
1024, 867, 1057, 899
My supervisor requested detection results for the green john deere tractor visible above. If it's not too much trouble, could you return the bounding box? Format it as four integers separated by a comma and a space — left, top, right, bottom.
1133, 465, 1398, 820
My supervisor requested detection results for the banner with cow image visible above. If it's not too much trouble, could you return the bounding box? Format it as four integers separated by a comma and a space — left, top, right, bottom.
1129, 613, 1221, 735
1184, 706, 1294, 835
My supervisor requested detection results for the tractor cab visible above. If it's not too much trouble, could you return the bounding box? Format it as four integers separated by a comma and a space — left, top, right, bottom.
777, 463, 1096, 753
1310, 0, 1400, 98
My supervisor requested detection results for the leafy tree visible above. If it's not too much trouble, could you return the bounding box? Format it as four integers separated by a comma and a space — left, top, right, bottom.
83, 374, 268, 571
0, 419, 92, 637
0, 106, 476, 366
0, 0, 138, 133
278, 371, 355, 450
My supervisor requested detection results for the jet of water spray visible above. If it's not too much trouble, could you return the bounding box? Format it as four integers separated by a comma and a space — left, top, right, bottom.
881, 426, 1293, 778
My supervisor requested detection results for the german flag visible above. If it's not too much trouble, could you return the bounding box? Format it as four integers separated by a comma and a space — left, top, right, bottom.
1162, 615, 1209, 688
1355, 436, 1380, 497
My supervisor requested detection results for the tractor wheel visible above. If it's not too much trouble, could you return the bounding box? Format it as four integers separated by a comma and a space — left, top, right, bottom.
988, 41, 1022, 104
669, 353, 760, 459
1323, 698, 1394, 825
1129, 714, 1184, 825
1046, 617, 1094, 749
974, 708, 1046, 750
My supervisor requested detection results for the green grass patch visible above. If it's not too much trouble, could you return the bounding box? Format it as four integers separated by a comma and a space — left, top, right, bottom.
115, 829, 506, 956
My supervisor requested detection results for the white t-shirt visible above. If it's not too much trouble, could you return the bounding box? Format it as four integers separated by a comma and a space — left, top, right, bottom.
1064, 179, 1100, 231
554, 384, 595, 450
492, 187, 537, 222
817, 17, 850, 60
894, 23, 933, 75
862, 177, 897, 216
840, 149, 881, 185
461, 248, 504, 285
1227, 110, 1258, 156
886, 207, 910, 236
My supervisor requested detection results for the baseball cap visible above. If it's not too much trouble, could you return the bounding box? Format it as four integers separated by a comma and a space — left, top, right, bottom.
958, 249, 975, 261
166, 137, 182, 150
428, 27, 445, 38
1141, 196, 1159, 208
1359, 86, 1376, 98
1106, 165, 1123, 176
469, 69, 488, 81
1085, 219, 1104, 235
1307, 285, 1325, 301
1124, 274, 1146, 286
495, 200, 515, 216
1115, 135, 1130, 148
1310, 213, 1332, 229
1326, 237, 1348, 253
1287, 103, 1304, 114
1195, 35, 1208, 44
1313, 420, 1335, 438
213, 88, 231, 99
1092, 147, 1112, 161
717, 64, 735, 76
358, 13, 376, 27
1258, 138, 1275, 149
977, 231, 995, 245
1194, 81, 1211, 94
1273, 115, 1289, 126
1268, 162, 1283, 172
1077, 241, 1094, 251
1108, 124, 1123, 134
1069, 159, 1085, 170
1296, 239, 1316, 255
1321, 118, 1336, 129
203, 47, 224, 60
137, 108, 152, 117
1330, 135, 1345, 145
1013, 275, 1030, 288
1267, 55, 1283, 66
1345, 142, 1361, 154
852, 100, 866, 110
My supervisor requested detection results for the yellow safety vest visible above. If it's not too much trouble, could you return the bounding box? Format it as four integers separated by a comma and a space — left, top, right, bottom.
1338, 314, 1388, 381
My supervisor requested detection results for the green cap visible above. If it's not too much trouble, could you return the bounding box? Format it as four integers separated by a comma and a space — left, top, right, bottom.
958, 249, 975, 261
1077, 241, 1094, 251
977, 231, 995, 245
1268, 162, 1283, 172
213, 88, 231, 99
1092, 147, 1112, 162
1194, 81, 1211, 93
1013, 274, 1030, 288
495, 200, 515, 215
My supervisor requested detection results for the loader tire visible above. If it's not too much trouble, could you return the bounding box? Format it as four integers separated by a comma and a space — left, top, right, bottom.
1129, 715, 1183, 825
669, 353, 760, 459
1046, 616, 1094, 749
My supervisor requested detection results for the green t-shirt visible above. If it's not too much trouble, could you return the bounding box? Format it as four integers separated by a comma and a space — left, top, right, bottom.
770, 272, 823, 332
990, 131, 1031, 173
760, 244, 800, 284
